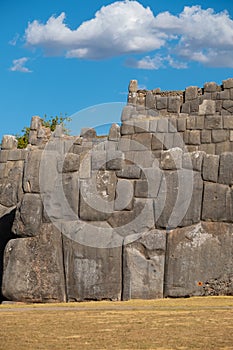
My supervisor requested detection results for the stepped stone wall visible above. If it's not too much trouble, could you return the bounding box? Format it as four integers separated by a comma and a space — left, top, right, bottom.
0, 78, 233, 303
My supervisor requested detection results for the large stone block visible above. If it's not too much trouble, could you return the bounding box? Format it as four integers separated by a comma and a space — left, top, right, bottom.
218, 152, 233, 185
108, 198, 155, 239
202, 154, 219, 182
154, 169, 195, 229
1, 135, 18, 150
223, 78, 233, 89
180, 171, 203, 227
2, 224, 66, 302
79, 171, 116, 221
205, 115, 223, 129
62, 221, 122, 301
114, 179, 134, 210
13, 193, 43, 237
0, 161, 24, 207
164, 222, 233, 297
202, 182, 232, 222
199, 100, 216, 115
23, 151, 42, 193
160, 148, 183, 170
123, 229, 166, 300
185, 86, 198, 101
116, 164, 141, 179
168, 97, 181, 113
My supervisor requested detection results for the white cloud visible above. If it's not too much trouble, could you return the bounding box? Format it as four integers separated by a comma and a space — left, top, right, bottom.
25, 1, 166, 59
10, 57, 32, 73
24, 1, 233, 67
126, 54, 187, 70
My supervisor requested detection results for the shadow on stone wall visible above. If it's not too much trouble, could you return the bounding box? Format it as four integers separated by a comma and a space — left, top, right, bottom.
0, 209, 16, 302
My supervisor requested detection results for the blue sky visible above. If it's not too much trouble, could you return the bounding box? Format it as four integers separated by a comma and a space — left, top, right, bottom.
1, 0, 233, 139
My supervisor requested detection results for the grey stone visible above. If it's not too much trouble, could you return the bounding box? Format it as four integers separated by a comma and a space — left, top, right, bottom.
124, 150, 155, 168
121, 105, 135, 121
189, 130, 201, 145
218, 152, 233, 185
62, 172, 79, 216
60, 153, 80, 173
217, 90, 230, 100
23, 151, 42, 193
177, 117, 187, 132
91, 151, 106, 170
212, 130, 229, 143
154, 169, 195, 229
145, 91, 156, 110
215, 141, 231, 155
79, 171, 116, 221
108, 124, 120, 141
128, 80, 138, 92
168, 97, 181, 113
181, 102, 190, 114
182, 151, 204, 171
134, 119, 150, 133
186, 116, 196, 129
0, 150, 9, 163
62, 222, 122, 301
13, 193, 43, 237
204, 82, 217, 93
117, 135, 131, 151
199, 144, 215, 155
205, 115, 223, 129
180, 171, 203, 227
190, 100, 199, 113
0, 161, 24, 207
202, 182, 232, 222
160, 148, 183, 170
199, 100, 216, 115
114, 179, 134, 210
120, 122, 134, 135
185, 86, 198, 101
223, 78, 233, 89
116, 164, 141, 179
149, 119, 158, 133
223, 115, 233, 129
108, 198, 155, 238
201, 130, 211, 143
2, 224, 66, 302
222, 100, 233, 112
130, 133, 152, 151
80, 128, 96, 139
151, 133, 164, 150
164, 222, 233, 297
30, 116, 42, 130
157, 118, 168, 133
106, 150, 123, 170
1, 135, 18, 150
123, 229, 166, 300
202, 154, 219, 182
156, 97, 167, 110
79, 152, 91, 179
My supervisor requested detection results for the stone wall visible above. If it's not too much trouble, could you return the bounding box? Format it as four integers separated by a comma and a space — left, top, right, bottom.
0, 79, 233, 303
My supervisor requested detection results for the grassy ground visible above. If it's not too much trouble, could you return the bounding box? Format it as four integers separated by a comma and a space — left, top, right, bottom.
0, 297, 232, 350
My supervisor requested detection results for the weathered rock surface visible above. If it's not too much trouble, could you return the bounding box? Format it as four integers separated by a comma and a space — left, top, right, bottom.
123, 229, 166, 300
164, 222, 233, 297
2, 224, 66, 302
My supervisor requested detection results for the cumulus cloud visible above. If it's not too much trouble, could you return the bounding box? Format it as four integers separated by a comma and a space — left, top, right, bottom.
10, 57, 32, 73
24, 1, 233, 67
126, 54, 187, 70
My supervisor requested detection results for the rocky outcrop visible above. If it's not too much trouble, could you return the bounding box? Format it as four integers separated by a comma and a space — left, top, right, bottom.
0, 78, 233, 302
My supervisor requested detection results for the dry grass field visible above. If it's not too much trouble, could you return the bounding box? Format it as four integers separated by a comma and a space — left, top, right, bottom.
0, 297, 232, 350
